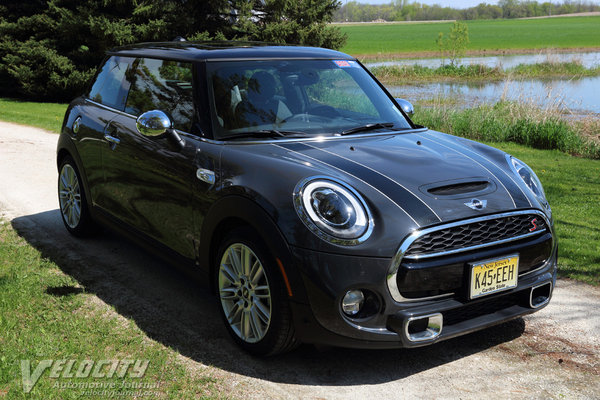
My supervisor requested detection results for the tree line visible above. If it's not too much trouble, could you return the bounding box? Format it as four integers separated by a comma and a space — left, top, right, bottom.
0, 0, 345, 101
334, 0, 600, 22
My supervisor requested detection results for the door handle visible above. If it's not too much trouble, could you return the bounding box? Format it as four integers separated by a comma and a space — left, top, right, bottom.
104, 133, 121, 145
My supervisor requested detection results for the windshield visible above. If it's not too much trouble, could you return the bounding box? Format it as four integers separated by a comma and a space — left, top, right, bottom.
206, 59, 412, 139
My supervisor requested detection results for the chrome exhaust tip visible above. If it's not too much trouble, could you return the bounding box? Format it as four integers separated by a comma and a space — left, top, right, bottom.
530, 282, 552, 308
404, 313, 443, 342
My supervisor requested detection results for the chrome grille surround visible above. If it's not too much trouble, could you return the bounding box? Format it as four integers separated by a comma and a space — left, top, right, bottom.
387, 209, 552, 303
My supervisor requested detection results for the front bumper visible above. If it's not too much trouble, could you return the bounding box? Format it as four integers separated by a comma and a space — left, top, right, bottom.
289, 243, 557, 349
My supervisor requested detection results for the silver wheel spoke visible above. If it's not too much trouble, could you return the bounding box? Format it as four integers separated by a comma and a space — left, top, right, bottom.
250, 261, 263, 285
220, 287, 238, 300
218, 242, 272, 344
242, 246, 251, 276
229, 247, 242, 275
227, 301, 243, 324
220, 263, 238, 285
249, 309, 262, 339
254, 299, 271, 324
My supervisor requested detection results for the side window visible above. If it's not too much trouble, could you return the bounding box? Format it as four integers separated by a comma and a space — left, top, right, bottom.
88, 56, 134, 111
125, 58, 194, 132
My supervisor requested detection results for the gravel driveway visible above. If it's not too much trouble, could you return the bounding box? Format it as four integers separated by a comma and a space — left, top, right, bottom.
0, 121, 598, 399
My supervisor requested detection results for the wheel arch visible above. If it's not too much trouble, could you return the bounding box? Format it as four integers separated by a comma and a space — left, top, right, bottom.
56, 134, 94, 212
200, 195, 307, 303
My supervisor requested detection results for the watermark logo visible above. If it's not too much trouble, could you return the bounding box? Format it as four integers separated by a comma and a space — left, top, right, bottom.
20, 359, 149, 393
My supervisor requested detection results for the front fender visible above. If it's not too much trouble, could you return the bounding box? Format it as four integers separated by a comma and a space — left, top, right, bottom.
198, 194, 308, 303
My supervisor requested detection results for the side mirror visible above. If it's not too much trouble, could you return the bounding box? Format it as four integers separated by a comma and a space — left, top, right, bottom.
395, 98, 414, 116
136, 110, 172, 137
136, 110, 185, 148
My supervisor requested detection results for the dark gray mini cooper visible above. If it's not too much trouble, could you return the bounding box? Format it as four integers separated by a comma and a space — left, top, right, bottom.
57, 41, 556, 355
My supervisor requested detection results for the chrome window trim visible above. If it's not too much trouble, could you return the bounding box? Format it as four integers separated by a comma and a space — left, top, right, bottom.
86, 98, 195, 138
387, 209, 552, 303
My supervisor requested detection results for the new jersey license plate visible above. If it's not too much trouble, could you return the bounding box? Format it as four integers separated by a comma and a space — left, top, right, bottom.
470, 255, 519, 299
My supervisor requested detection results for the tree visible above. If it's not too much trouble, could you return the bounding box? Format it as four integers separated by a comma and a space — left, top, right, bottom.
0, 0, 345, 101
436, 21, 470, 67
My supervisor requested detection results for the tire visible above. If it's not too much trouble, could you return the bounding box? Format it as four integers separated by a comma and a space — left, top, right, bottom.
215, 227, 298, 356
58, 156, 96, 237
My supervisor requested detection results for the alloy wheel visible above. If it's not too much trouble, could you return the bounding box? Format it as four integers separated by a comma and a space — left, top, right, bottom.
218, 243, 272, 343
59, 164, 82, 229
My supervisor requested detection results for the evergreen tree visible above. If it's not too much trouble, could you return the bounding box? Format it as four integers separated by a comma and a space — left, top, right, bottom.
0, 0, 345, 101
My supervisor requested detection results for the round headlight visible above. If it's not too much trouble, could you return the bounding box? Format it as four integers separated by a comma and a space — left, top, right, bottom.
294, 178, 373, 245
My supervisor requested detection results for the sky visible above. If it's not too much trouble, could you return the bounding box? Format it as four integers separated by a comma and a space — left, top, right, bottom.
355, 0, 501, 8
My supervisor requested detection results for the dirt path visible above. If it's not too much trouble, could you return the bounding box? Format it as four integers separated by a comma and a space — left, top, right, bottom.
0, 120, 599, 399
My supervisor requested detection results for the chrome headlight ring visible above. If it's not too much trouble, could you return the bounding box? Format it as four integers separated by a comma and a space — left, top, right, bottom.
293, 176, 374, 246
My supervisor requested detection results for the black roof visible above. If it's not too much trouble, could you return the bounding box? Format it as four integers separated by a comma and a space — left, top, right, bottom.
107, 41, 354, 62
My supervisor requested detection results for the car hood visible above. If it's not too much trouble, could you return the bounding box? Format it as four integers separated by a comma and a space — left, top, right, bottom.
270, 130, 535, 229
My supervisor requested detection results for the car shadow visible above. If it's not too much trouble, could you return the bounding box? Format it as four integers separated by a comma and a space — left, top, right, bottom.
11, 209, 526, 386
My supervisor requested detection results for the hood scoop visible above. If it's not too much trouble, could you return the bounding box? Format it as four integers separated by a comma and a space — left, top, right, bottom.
420, 178, 496, 199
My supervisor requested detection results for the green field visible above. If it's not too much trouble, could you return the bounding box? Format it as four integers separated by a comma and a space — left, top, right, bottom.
0, 98, 67, 133
485, 143, 600, 285
338, 16, 600, 56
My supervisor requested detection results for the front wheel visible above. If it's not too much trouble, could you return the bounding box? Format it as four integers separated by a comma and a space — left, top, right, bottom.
215, 227, 298, 356
58, 157, 96, 236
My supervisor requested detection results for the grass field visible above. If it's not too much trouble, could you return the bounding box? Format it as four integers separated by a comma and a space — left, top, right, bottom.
0, 222, 222, 399
0, 98, 67, 133
338, 16, 600, 56
484, 143, 600, 285
372, 62, 600, 84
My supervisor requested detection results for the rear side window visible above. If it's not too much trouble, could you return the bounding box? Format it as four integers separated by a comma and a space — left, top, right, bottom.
88, 56, 134, 110
125, 58, 194, 132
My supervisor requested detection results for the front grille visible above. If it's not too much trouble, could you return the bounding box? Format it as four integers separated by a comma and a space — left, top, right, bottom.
405, 213, 547, 258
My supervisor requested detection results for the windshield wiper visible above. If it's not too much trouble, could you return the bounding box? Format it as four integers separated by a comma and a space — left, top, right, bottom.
340, 122, 396, 136
220, 129, 305, 140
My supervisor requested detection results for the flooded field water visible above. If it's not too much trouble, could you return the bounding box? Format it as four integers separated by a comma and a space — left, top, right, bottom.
371, 52, 600, 113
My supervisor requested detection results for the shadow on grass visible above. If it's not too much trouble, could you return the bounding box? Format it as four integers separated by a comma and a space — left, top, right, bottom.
11, 209, 526, 386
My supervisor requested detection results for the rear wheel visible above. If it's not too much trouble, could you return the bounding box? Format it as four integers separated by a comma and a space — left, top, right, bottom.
58, 157, 96, 236
215, 227, 298, 355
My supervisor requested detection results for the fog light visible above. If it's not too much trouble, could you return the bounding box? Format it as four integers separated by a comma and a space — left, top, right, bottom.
342, 290, 365, 316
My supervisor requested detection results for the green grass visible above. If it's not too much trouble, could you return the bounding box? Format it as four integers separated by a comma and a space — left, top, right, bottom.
339, 16, 600, 56
0, 98, 67, 133
372, 62, 600, 84
0, 222, 223, 399
484, 143, 600, 285
413, 101, 600, 159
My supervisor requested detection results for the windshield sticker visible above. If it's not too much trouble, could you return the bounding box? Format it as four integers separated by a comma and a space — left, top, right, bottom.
333, 60, 359, 68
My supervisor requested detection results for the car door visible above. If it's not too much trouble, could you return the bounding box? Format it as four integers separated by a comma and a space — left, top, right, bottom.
98, 57, 218, 260
75, 56, 135, 202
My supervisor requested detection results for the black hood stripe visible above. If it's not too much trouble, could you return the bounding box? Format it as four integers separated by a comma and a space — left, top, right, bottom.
430, 134, 532, 208
272, 143, 421, 226
278, 142, 442, 226
303, 142, 443, 221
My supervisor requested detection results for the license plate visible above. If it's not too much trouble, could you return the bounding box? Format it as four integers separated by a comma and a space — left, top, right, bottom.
470, 255, 519, 299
